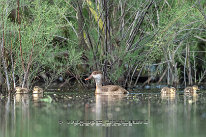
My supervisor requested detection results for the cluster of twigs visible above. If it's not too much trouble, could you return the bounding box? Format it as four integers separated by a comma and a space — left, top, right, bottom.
75, 0, 206, 88
0, 0, 206, 93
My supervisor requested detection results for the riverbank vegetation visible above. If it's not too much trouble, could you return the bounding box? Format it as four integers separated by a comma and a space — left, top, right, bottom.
0, 0, 206, 93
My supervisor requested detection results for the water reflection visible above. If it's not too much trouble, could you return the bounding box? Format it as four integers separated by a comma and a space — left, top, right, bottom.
184, 93, 198, 104
32, 93, 44, 102
95, 94, 127, 120
15, 93, 30, 103
161, 93, 176, 102
0, 91, 206, 137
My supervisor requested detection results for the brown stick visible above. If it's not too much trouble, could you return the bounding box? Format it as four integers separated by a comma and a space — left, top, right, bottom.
22, 20, 42, 88
1, 5, 10, 91
17, 0, 25, 78
22, 39, 35, 88
143, 77, 152, 87
158, 67, 167, 84
10, 31, 16, 89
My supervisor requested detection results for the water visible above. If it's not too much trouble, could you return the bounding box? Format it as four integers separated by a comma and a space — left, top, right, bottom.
0, 89, 206, 137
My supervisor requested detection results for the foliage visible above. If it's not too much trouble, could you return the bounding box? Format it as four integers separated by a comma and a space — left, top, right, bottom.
0, 0, 206, 92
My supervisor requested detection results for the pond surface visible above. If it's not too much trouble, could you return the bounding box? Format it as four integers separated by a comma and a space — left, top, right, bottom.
0, 89, 206, 137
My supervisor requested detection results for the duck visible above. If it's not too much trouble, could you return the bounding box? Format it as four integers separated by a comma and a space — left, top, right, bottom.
15, 86, 29, 94
184, 85, 199, 94
85, 71, 128, 94
32, 86, 44, 102
161, 87, 176, 94
33, 86, 43, 94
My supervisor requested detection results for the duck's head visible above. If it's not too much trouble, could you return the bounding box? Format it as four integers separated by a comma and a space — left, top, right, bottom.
170, 87, 176, 93
33, 86, 40, 91
33, 86, 43, 93
192, 85, 199, 91
85, 71, 103, 81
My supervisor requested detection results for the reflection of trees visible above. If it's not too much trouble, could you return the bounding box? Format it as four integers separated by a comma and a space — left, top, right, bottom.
147, 93, 178, 137
0, 94, 30, 137
95, 95, 127, 120
184, 93, 198, 132
82, 94, 128, 137
161, 93, 178, 136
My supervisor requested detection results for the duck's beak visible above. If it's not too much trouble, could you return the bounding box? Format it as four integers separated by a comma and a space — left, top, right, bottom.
85, 74, 93, 80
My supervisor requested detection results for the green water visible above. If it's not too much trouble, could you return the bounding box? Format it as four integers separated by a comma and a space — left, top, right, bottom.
0, 90, 206, 137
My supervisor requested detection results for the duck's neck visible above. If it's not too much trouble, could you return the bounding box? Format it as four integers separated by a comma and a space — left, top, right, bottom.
95, 78, 102, 87
95, 78, 103, 93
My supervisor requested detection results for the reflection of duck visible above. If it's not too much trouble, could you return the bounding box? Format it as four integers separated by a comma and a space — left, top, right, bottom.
184, 85, 199, 94
161, 93, 176, 100
33, 86, 43, 94
85, 71, 128, 94
161, 87, 176, 94
95, 94, 127, 119
15, 94, 29, 103
15, 86, 29, 94
184, 92, 198, 104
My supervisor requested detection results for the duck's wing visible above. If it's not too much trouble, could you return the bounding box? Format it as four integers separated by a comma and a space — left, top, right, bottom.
161, 87, 169, 93
104, 85, 128, 94
184, 87, 193, 93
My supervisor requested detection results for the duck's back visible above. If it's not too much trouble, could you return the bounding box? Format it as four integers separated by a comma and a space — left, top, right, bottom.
102, 85, 128, 94
161, 87, 170, 94
184, 87, 193, 93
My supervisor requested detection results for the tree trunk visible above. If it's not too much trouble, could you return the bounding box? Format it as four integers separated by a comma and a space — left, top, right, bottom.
77, 0, 87, 49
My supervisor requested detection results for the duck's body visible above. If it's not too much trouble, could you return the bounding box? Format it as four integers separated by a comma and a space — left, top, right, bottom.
161, 87, 176, 94
95, 84, 128, 94
33, 86, 43, 94
85, 71, 128, 94
184, 85, 199, 94
15, 86, 29, 94
32, 87, 43, 102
